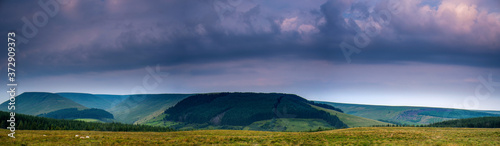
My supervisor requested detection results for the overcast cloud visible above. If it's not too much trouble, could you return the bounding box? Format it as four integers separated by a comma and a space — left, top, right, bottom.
1, 0, 499, 110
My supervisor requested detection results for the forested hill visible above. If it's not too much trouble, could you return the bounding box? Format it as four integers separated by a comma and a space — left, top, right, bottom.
161, 93, 347, 129
37, 108, 114, 120
428, 117, 500, 128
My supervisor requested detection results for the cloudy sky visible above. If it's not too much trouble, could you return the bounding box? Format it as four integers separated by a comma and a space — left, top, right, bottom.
1, 0, 500, 110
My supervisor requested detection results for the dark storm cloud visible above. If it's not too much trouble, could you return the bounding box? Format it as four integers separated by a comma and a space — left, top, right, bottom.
1, 0, 499, 78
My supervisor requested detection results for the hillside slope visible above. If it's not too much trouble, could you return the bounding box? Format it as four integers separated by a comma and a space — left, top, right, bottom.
158, 93, 347, 131
317, 101, 500, 125
56, 93, 124, 110
309, 104, 390, 127
94, 94, 129, 109
0, 92, 87, 115
108, 94, 192, 124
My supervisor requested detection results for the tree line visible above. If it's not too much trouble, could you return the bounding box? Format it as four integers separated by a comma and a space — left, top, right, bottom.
0, 111, 174, 132
367, 116, 500, 128
37, 108, 114, 120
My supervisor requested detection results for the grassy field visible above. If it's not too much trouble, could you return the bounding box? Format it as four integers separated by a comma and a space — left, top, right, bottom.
244, 118, 334, 131
1, 127, 499, 145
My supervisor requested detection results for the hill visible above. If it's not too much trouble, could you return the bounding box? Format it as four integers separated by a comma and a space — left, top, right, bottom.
157, 93, 347, 131
108, 94, 192, 124
428, 117, 500, 128
57, 93, 127, 110
0, 92, 87, 115
37, 108, 114, 121
317, 101, 500, 125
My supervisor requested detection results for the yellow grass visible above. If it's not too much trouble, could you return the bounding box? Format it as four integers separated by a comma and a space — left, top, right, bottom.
1, 127, 499, 145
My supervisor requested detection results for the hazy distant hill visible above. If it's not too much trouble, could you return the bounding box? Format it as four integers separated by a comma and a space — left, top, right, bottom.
94, 94, 129, 109
153, 93, 347, 131
108, 94, 192, 124
0, 92, 87, 115
57, 93, 127, 110
318, 101, 500, 125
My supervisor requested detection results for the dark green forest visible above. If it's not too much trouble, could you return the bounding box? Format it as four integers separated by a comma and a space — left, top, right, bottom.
369, 117, 500, 128
0, 111, 173, 132
163, 93, 347, 128
37, 108, 114, 120
428, 117, 500, 128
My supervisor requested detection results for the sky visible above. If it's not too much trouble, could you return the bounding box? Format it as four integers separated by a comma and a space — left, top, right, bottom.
1, 0, 500, 110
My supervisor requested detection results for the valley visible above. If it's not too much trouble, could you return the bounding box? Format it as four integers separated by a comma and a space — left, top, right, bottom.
1, 92, 499, 132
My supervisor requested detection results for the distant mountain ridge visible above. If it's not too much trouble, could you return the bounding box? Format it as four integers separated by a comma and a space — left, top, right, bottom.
57, 93, 128, 110
317, 101, 500, 125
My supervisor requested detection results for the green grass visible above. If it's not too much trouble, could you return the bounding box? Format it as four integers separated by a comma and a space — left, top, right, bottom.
310, 104, 390, 127
144, 108, 380, 131
244, 118, 334, 131
143, 114, 184, 128
1, 127, 499, 145
74, 119, 103, 123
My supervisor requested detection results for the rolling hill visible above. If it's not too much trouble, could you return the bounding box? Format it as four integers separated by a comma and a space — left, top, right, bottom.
7, 91, 498, 131
94, 94, 129, 108
1, 92, 190, 124
317, 101, 500, 125
153, 93, 347, 131
57, 93, 126, 110
108, 94, 192, 124
0, 92, 87, 115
